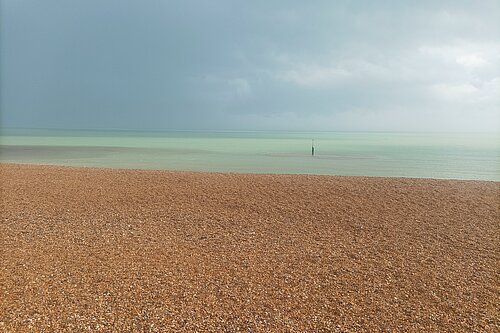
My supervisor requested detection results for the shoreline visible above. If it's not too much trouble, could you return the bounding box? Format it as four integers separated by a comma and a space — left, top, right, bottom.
1, 162, 498, 183
1, 163, 498, 331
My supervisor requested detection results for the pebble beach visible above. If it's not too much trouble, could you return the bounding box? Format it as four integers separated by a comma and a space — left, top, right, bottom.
1, 163, 498, 332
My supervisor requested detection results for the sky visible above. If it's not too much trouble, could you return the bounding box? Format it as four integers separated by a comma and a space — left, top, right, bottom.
1, 0, 499, 132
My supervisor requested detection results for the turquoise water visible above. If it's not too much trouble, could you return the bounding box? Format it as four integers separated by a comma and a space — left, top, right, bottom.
1, 128, 499, 180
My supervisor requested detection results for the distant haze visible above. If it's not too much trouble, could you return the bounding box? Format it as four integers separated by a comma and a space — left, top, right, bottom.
1, 0, 499, 132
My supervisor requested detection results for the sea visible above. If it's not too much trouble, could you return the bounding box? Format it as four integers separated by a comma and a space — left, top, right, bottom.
1, 128, 499, 181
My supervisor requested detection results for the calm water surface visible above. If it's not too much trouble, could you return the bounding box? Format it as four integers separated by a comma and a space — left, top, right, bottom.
1, 128, 499, 180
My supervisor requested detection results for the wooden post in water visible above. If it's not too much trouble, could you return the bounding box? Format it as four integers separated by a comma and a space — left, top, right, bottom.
311, 139, 315, 156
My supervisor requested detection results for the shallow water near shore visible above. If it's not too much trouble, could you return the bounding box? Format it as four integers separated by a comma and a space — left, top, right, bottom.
1, 128, 499, 180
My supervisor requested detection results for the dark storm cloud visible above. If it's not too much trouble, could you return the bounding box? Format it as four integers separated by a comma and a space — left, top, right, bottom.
1, 0, 499, 131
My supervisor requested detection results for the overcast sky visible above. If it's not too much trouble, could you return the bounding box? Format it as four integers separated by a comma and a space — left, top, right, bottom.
1, 0, 499, 132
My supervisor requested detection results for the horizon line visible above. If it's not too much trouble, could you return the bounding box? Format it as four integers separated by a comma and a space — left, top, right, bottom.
1, 126, 499, 135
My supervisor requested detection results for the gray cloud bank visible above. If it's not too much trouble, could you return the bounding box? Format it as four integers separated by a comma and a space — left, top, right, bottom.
1, 0, 499, 131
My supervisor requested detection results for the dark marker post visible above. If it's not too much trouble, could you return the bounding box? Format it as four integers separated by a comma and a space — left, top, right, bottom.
311, 139, 315, 156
